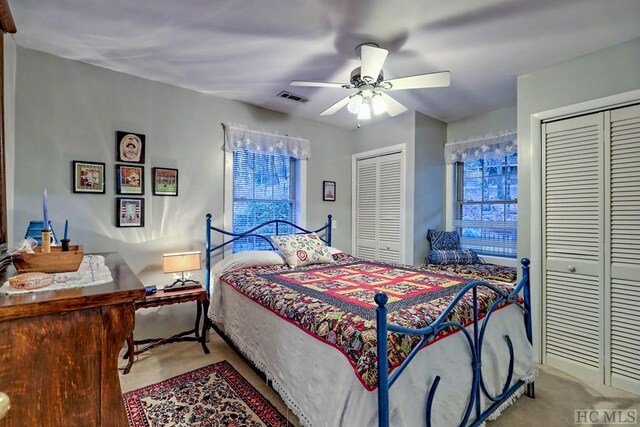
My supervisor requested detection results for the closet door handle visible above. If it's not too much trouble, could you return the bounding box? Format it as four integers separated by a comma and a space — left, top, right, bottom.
567, 265, 576, 273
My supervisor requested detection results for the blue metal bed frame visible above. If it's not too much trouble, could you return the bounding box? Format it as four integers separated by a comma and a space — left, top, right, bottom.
204, 213, 534, 426
204, 213, 332, 294
375, 258, 535, 427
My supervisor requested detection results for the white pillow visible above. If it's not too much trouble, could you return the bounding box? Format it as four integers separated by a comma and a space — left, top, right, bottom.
271, 233, 335, 267
211, 250, 285, 278
326, 246, 343, 255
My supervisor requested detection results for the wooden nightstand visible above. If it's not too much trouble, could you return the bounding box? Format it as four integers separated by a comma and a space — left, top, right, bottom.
123, 285, 210, 375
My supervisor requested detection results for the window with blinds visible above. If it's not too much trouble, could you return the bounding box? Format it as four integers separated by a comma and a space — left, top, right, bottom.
232, 150, 298, 252
454, 153, 517, 258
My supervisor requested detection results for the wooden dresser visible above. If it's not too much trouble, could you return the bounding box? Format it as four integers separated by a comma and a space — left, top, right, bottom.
0, 253, 144, 427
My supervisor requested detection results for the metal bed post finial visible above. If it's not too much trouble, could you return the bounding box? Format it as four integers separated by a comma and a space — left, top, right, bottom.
375, 292, 390, 427
205, 213, 212, 293
327, 214, 332, 247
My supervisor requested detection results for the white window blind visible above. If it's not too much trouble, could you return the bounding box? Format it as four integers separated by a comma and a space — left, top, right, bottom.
232, 150, 298, 252
454, 153, 517, 258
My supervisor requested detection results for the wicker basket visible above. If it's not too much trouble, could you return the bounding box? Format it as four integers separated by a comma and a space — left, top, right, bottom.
8, 272, 54, 290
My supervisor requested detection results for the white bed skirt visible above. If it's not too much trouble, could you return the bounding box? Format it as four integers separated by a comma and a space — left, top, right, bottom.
209, 282, 537, 427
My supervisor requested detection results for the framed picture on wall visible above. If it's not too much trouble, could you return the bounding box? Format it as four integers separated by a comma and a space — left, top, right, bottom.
152, 167, 178, 196
116, 131, 145, 163
116, 198, 144, 227
323, 181, 336, 202
72, 161, 106, 194
116, 165, 144, 195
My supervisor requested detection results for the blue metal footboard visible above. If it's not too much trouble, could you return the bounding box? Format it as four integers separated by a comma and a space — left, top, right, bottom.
376, 258, 534, 427
204, 213, 332, 294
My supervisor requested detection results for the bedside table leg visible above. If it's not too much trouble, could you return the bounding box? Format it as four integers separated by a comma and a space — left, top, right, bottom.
195, 300, 202, 338
201, 300, 210, 354
123, 334, 135, 375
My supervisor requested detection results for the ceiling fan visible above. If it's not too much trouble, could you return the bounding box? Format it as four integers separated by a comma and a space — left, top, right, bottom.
291, 43, 450, 120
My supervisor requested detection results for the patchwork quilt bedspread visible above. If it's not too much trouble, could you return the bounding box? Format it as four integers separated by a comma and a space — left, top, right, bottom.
219, 253, 515, 390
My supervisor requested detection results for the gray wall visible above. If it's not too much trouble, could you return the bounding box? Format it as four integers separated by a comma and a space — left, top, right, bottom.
414, 112, 447, 264
12, 47, 354, 337
447, 106, 516, 142
352, 112, 447, 265
517, 37, 640, 358
352, 113, 416, 263
3, 37, 16, 245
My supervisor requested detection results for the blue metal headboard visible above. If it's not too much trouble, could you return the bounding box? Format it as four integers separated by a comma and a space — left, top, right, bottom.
205, 213, 332, 293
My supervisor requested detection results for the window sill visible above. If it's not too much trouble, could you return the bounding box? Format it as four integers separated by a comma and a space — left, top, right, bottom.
478, 255, 519, 268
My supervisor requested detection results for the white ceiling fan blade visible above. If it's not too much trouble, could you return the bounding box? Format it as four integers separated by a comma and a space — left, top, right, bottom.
380, 92, 407, 117
384, 71, 451, 90
320, 95, 351, 116
360, 45, 388, 82
291, 80, 347, 89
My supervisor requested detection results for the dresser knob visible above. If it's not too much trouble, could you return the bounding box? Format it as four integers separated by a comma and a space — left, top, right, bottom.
568, 265, 576, 273
0, 392, 10, 420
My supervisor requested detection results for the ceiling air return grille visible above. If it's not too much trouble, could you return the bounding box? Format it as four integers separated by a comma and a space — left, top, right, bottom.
277, 91, 308, 103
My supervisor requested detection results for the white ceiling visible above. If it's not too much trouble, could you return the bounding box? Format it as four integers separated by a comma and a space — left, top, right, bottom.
10, 0, 640, 128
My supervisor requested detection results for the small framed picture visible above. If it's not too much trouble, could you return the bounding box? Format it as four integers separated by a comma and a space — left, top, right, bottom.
116, 198, 144, 227
152, 167, 178, 196
72, 161, 106, 194
116, 131, 145, 163
116, 165, 144, 195
323, 181, 336, 202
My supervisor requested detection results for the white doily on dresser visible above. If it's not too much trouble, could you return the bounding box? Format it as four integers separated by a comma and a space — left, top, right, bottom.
0, 255, 113, 295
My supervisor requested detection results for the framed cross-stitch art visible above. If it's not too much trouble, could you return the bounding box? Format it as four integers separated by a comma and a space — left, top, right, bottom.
152, 167, 178, 196
116, 164, 144, 195
72, 161, 106, 194
116, 197, 144, 227
323, 181, 336, 201
116, 131, 145, 164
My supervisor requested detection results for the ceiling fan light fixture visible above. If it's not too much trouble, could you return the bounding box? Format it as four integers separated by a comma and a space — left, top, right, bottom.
357, 103, 371, 121
371, 93, 387, 115
347, 93, 363, 114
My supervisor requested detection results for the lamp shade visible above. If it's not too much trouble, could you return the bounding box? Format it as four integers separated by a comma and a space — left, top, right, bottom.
163, 251, 201, 274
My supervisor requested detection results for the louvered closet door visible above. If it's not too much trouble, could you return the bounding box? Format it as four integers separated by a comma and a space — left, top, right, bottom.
377, 153, 403, 263
608, 104, 640, 394
543, 113, 604, 383
355, 157, 379, 260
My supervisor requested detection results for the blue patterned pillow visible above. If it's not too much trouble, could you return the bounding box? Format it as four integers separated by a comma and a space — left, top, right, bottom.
427, 230, 460, 250
426, 249, 479, 265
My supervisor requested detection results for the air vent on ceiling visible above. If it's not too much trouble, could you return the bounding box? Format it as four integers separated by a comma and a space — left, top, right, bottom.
277, 91, 308, 103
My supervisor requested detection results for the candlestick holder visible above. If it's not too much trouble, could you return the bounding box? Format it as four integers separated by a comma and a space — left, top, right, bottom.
41, 230, 52, 254
61, 239, 70, 252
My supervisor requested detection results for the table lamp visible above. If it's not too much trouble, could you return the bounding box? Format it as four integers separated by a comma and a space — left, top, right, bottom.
163, 251, 201, 292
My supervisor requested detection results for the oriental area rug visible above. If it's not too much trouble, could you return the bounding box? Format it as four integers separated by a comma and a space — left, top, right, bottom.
123, 361, 294, 427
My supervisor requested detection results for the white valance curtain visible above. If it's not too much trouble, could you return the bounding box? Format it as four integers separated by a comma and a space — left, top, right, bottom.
223, 123, 310, 160
444, 130, 517, 164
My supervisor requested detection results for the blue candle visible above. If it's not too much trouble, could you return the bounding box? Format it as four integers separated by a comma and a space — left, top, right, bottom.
43, 189, 49, 231
64, 219, 69, 240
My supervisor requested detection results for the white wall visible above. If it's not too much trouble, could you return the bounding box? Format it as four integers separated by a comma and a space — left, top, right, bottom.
352, 111, 447, 265
517, 37, 640, 360
3, 36, 16, 245
444, 106, 518, 267
352, 113, 416, 263
447, 106, 516, 142
12, 47, 354, 337
414, 112, 447, 265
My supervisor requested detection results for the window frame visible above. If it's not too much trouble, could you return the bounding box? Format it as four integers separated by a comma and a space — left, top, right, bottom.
223, 149, 306, 256
454, 154, 518, 259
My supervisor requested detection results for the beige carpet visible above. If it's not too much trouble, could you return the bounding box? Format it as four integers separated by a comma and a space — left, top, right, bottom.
119, 332, 640, 426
